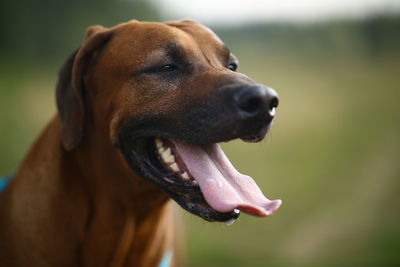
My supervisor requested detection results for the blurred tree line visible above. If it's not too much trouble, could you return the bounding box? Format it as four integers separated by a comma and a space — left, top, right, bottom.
0, 0, 399, 67
0, 0, 160, 65
215, 14, 400, 57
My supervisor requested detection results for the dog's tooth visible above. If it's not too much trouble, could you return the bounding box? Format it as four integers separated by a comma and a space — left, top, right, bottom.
163, 148, 171, 157
181, 172, 190, 180
225, 218, 236, 227
170, 162, 180, 172
233, 209, 240, 215
166, 154, 175, 163
155, 138, 163, 149
192, 180, 198, 185
161, 148, 174, 163
158, 146, 166, 154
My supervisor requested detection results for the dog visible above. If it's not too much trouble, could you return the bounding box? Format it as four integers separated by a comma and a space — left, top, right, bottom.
0, 19, 282, 267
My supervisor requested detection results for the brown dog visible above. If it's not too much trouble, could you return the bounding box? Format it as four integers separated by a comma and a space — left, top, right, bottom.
0, 19, 281, 266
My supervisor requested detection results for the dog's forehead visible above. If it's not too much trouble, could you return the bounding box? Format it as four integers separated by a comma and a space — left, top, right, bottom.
107, 20, 228, 65
165, 20, 224, 45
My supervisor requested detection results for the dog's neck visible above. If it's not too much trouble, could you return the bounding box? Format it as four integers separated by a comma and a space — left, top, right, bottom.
61, 116, 174, 266
11, 116, 173, 266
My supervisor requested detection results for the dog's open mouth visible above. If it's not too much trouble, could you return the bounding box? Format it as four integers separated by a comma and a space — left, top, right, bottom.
125, 135, 281, 224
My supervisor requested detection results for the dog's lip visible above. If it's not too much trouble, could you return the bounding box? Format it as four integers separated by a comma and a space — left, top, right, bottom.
241, 119, 273, 143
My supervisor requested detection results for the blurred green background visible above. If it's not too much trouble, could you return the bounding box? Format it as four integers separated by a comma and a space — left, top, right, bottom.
1, 0, 399, 266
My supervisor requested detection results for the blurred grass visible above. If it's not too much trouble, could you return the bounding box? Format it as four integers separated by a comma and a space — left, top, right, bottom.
0, 67, 56, 172
1, 18, 400, 267
183, 48, 400, 266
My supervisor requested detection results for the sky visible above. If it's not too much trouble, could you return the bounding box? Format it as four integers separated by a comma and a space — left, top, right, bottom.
155, 0, 400, 25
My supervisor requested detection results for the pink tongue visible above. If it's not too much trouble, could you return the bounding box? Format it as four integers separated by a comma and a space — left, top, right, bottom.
172, 141, 282, 217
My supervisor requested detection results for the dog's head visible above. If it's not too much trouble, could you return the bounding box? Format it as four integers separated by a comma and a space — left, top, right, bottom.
56, 20, 281, 223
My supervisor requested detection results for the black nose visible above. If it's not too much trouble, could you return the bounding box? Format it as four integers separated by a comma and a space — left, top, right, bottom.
234, 84, 279, 120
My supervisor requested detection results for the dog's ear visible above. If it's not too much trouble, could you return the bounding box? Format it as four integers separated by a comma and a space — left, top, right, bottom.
56, 25, 112, 151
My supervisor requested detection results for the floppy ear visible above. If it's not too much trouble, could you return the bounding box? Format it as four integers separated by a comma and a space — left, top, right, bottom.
56, 25, 112, 150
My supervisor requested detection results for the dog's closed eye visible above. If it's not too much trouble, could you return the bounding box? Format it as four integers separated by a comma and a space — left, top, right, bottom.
156, 64, 180, 73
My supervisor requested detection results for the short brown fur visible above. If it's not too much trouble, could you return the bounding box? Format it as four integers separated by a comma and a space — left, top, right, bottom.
0, 19, 252, 266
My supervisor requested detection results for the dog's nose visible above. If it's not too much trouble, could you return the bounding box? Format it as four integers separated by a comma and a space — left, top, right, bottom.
233, 84, 279, 120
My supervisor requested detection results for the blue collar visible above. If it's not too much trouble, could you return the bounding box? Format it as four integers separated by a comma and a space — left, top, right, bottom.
158, 251, 172, 267
0, 176, 12, 192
